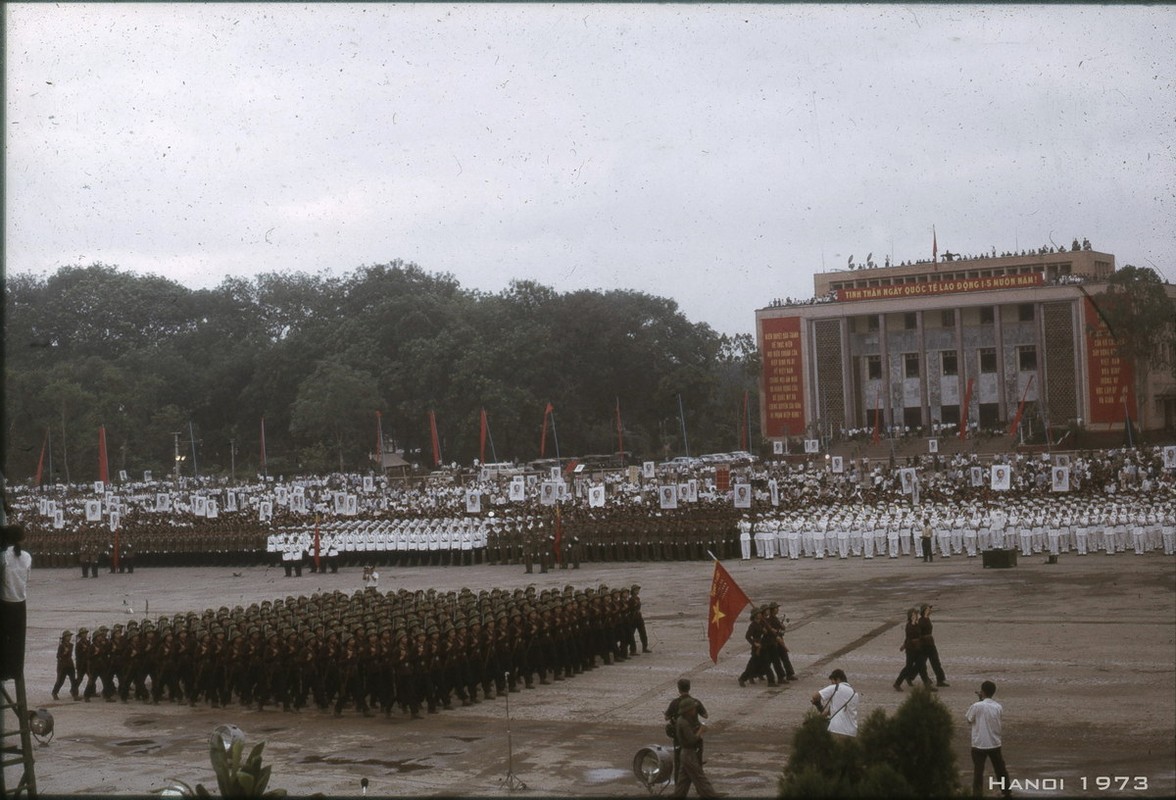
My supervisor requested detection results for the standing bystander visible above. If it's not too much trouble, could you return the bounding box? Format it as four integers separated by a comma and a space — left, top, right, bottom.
2, 524, 33, 679
965, 680, 1013, 798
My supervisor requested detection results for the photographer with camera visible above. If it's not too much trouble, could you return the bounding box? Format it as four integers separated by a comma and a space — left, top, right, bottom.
811, 668, 859, 737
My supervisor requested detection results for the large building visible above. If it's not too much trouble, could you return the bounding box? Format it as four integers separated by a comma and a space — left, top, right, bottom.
756, 245, 1176, 446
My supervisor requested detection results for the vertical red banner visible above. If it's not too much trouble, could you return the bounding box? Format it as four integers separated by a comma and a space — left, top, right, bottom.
1084, 298, 1135, 425
97, 426, 110, 485
760, 316, 805, 438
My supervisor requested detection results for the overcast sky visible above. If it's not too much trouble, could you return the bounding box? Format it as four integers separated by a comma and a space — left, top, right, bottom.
6, 3, 1174, 337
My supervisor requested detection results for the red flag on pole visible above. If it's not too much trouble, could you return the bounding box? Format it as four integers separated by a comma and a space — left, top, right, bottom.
932, 225, 938, 262
1007, 374, 1036, 439
313, 514, 321, 571
480, 409, 488, 465
539, 402, 554, 458
707, 559, 751, 663
959, 377, 974, 441
98, 426, 110, 485
34, 428, 48, 487
429, 410, 442, 466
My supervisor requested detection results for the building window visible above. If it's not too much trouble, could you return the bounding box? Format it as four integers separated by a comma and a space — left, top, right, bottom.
980, 348, 998, 373
1018, 345, 1037, 371
941, 351, 959, 376
941, 309, 955, 328
979, 306, 995, 325
979, 403, 1001, 428
904, 352, 920, 379
904, 406, 923, 428
904, 312, 917, 330
940, 404, 960, 425
1018, 303, 1035, 322
867, 315, 880, 332
867, 355, 882, 380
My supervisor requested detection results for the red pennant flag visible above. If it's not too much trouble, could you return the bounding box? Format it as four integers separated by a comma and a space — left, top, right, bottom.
707, 559, 751, 663
98, 426, 110, 485
480, 409, 488, 465
429, 410, 442, 466
539, 402, 554, 458
34, 428, 49, 487
932, 225, 938, 262
313, 514, 321, 571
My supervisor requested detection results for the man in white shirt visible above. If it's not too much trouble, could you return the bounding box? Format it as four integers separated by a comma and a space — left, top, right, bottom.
811, 669, 858, 737
965, 680, 1012, 798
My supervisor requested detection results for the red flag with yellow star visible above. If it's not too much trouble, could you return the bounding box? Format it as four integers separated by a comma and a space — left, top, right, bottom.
707, 559, 751, 663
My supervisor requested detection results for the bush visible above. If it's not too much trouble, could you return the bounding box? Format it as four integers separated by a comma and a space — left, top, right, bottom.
779, 687, 958, 799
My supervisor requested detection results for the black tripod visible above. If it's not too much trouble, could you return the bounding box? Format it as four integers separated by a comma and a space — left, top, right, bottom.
499, 671, 527, 790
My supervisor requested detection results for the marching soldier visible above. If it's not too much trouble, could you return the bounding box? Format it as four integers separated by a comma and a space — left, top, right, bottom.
52, 630, 80, 700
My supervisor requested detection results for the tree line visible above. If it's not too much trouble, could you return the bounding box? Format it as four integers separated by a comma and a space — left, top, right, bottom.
3, 263, 760, 483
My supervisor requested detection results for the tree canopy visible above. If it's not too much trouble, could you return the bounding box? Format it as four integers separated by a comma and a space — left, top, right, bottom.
4, 262, 758, 481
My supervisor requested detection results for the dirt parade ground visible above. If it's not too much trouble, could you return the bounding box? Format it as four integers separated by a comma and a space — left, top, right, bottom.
8, 551, 1175, 798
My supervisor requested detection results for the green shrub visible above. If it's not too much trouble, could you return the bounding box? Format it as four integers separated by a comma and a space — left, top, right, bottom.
779, 687, 959, 799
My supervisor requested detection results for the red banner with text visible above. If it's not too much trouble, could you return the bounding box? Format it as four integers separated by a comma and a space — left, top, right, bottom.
1084, 298, 1135, 425
761, 316, 805, 438
835, 272, 1043, 302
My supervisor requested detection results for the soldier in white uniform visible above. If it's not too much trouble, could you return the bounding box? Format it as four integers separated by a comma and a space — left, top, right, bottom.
738, 515, 752, 560
1161, 504, 1175, 556
835, 515, 850, 559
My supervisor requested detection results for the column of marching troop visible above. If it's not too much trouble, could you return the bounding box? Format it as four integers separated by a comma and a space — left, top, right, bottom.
739, 495, 1176, 561
52, 583, 651, 718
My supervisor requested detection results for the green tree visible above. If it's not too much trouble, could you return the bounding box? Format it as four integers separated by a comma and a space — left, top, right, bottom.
779, 688, 957, 799
289, 361, 382, 472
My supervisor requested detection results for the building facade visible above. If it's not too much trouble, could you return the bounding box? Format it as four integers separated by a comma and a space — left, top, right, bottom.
757, 248, 1175, 444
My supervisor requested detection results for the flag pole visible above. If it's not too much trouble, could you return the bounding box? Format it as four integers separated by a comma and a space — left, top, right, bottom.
549, 410, 561, 470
